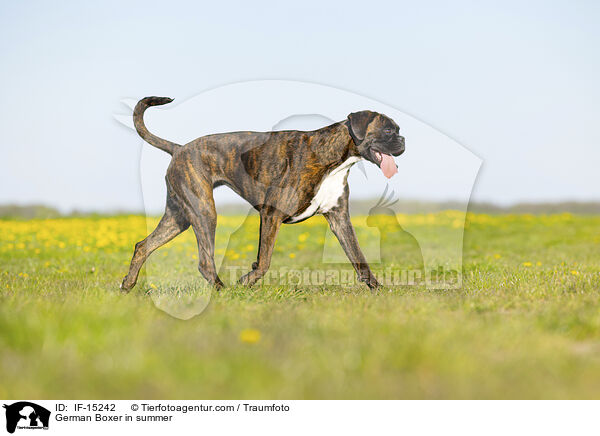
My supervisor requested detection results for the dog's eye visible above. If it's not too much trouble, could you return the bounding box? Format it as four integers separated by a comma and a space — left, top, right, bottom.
383, 128, 393, 135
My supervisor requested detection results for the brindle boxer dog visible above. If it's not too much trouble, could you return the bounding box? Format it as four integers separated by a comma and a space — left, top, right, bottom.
121, 96, 405, 292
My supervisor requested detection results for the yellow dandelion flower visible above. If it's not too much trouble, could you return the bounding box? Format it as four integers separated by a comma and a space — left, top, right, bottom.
222, 248, 239, 260
239, 329, 261, 344
523, 262, 532, 267
289, 253, 296, 259
493, 254, 501, 259
570, 270, 579, 275
298, 232, 309, 242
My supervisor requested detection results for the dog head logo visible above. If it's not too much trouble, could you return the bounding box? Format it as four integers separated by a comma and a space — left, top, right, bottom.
3, 402, 50, 434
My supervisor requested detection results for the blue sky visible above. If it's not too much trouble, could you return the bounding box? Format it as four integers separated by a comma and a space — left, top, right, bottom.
0, 0, 598, 212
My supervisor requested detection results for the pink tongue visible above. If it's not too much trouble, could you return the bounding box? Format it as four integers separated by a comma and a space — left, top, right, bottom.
379, 153, 398, 179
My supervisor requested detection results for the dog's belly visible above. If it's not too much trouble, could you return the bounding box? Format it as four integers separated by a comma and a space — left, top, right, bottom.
287, 157, 362, 223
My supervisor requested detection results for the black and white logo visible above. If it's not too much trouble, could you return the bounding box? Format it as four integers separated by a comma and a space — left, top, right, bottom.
3, 402, 50, 434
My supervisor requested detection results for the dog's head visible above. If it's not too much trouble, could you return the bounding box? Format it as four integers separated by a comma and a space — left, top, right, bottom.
347, 111, 405, 178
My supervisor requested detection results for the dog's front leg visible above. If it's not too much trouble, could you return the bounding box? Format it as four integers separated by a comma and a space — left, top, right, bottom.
324, 205, 380, 290
239, 212, 283, 287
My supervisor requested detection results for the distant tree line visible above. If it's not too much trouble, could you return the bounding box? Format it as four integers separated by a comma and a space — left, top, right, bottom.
1, 200, 599, 219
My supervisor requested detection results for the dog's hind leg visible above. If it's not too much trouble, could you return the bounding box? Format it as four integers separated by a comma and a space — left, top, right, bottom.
121, 197, 189, 292
171, 173, 224, 289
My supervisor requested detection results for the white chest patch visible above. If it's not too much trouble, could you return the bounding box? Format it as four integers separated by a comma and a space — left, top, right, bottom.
288, 157, 362, 223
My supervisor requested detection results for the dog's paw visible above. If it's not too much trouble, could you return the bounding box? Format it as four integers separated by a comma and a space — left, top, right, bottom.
120, 278, 133, 293
239, 273, 250, 286
239, 271, 256, 287
214, 277, 225, 290
364, 276, 381, 292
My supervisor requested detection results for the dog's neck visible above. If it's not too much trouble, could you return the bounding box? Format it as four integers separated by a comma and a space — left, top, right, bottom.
311, 121, 360, 170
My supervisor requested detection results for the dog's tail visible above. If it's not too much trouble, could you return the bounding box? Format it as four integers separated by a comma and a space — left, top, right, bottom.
133, 96, 179, 155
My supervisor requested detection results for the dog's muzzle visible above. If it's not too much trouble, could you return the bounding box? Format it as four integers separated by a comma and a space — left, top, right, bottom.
392, 136, 406, 156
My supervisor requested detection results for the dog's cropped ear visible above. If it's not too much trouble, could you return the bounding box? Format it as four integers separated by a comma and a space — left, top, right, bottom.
347, 111, 377, 143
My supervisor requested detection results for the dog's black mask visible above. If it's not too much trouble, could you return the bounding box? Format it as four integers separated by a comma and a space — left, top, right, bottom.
347, 111, 405, 177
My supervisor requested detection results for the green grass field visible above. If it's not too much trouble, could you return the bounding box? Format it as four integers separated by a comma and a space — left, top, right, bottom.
1, 213, 599, 399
